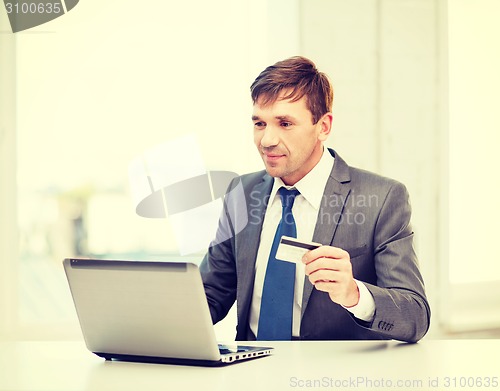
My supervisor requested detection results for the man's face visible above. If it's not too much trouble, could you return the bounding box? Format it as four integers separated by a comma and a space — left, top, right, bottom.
252, 93, 331, 185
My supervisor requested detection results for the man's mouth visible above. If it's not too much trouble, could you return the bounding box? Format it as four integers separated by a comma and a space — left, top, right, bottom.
264, 153, 285, 162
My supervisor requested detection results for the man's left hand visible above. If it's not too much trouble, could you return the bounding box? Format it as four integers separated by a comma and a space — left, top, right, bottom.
302, 246, 359, 307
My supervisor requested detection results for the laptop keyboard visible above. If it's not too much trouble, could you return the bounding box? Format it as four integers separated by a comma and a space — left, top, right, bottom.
218, 344, 252, 355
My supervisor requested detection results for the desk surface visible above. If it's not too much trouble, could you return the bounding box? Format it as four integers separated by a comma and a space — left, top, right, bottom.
0, 339, 499, 391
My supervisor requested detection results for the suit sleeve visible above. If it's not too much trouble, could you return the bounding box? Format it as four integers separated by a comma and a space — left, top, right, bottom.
362, 181, 431, 343
199, 179, 239, 324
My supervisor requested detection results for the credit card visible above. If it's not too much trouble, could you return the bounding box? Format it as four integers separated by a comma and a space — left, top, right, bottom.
275, 236, 321, 264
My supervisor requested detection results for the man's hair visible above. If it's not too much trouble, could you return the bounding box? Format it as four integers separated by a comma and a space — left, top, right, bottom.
250, 56, 333, 124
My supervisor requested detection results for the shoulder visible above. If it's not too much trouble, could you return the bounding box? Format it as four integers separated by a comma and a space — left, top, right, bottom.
239, 169, 268, 185
349, 166, 406, 192
227, 169, 270, 192
345, 166, 412, 215
332, 150, 409, 200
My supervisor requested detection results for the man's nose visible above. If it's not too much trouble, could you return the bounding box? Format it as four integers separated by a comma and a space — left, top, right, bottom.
260, 125, 280, 148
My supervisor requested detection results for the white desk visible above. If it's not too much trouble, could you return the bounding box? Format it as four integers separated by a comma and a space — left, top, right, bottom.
0, 339, 498, 391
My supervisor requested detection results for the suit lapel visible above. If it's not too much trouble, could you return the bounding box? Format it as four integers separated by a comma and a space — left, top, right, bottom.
301, 150, 352, 317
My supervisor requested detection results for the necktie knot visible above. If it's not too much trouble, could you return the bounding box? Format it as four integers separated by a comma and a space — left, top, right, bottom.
279, 187, 300, 211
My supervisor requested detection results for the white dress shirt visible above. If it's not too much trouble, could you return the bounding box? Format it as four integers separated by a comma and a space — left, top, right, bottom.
249, 148, 376, 338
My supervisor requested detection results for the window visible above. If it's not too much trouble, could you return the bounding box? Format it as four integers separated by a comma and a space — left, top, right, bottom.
5, 0, 273, 340
443, 0, 500, 332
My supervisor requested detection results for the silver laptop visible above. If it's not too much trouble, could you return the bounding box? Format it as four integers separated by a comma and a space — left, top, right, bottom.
63, 258, 273, 366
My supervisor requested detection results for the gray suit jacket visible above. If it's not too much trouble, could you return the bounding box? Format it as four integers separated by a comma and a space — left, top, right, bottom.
200, 149, 430, 342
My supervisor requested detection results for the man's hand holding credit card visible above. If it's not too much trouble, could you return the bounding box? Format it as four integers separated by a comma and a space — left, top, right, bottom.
275, 236, 322, 264
276, 236, 361, 308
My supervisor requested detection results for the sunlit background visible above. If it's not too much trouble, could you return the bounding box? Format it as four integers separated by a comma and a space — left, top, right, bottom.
1, 0, 500, 341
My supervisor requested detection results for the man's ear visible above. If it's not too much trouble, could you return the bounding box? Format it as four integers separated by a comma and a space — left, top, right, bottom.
317, 112, 333, 142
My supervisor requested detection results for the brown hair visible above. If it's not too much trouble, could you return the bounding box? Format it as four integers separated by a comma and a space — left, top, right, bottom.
250, 56, 333, 124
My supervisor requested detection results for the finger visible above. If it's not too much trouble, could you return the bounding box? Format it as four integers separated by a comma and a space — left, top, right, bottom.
313, 280, 339, 293
302, 245, 349, 264
308, 269, 340, 284
305, 255, 355, 276
304, 257, 341, 276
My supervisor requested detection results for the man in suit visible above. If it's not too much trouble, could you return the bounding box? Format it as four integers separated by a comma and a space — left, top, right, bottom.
200, 56, 430, 342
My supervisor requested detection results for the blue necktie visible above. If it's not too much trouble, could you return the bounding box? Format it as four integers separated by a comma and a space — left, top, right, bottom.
257, 187, 300, 340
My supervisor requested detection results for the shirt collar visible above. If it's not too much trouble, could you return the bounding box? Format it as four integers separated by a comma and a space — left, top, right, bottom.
269, 147, 335, 210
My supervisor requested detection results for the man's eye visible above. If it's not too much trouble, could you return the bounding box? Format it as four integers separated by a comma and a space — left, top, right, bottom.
281, 122, 292, 128
254, 122, 266, 129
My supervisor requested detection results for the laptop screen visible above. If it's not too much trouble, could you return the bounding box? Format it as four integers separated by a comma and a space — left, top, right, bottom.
64, 259, 221, 361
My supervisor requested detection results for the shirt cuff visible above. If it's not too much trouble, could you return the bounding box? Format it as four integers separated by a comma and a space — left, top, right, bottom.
341, 279, 375, 322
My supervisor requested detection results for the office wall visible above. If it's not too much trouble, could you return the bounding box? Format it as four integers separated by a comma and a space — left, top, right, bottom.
300, 0, 441, 333
300, 0, 500, 334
